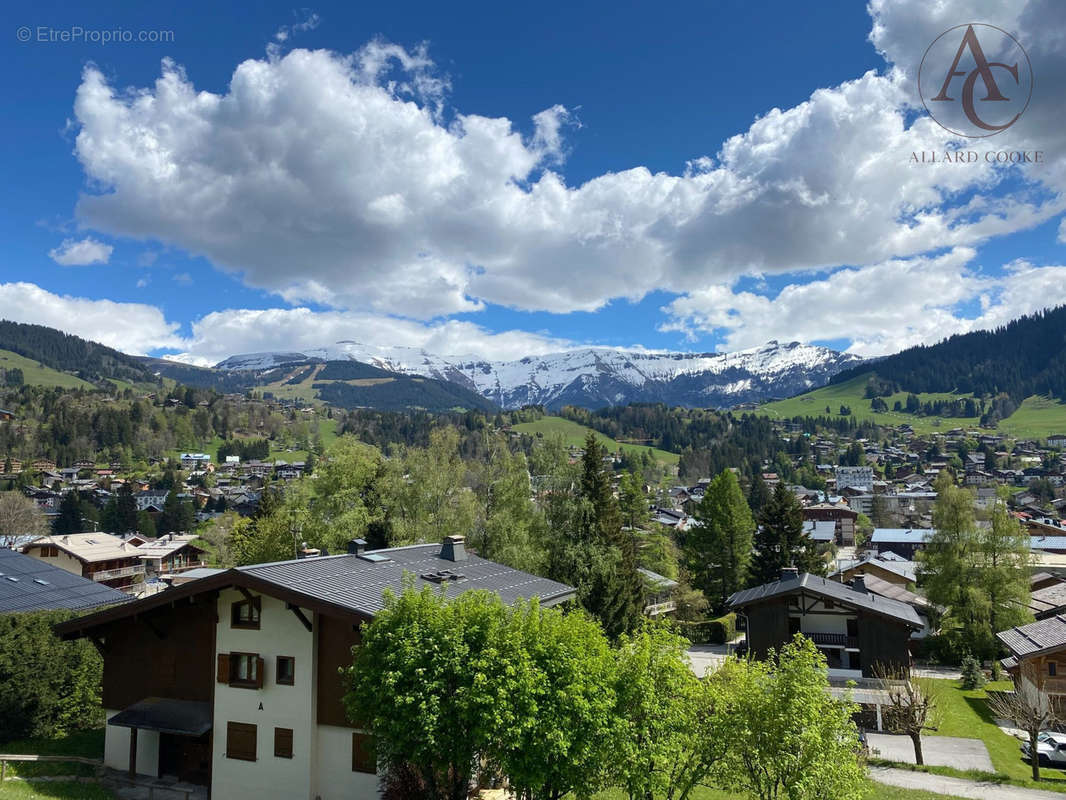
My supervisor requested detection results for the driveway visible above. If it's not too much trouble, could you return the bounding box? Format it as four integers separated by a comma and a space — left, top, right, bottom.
870, 766, 1066, 800
866, 733, 994, 772
686, 643, 738, 677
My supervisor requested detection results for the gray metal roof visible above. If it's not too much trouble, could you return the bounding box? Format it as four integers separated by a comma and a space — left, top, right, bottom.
998, 615, 1066, 658
832, 556, 917, 583
728, 572, 922, 628
858, 573, 929, 609
235, 543, 575, 615
870, 529, 935, 544
0, 549, 132, 614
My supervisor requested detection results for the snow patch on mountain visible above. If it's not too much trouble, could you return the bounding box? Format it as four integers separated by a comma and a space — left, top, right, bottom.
215, 340, 862, 409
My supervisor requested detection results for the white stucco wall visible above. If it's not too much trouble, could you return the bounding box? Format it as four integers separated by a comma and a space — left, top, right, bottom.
314, 724, 380, 800
797, 612, 851, 636
26, 549, 83, 576
211, 589, 316, 800
103, 709, 159, 777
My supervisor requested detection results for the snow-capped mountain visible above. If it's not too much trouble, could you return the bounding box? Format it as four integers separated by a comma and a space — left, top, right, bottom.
215, 340, 863, 410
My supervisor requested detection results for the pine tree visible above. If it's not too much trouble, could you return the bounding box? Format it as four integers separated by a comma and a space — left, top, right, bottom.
159, 490, 194, 534
980, 493, 1032, 637
750, 482, 822, 585
686, 469, 755, 612
747, 471, 771, 515
574, 432, 643, 637
918, 483, 991, 657
113, 484, 139, 534
52, 491, 84, 535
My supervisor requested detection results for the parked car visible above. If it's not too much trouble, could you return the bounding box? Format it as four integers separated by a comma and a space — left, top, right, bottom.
1022, 732, 1066, 767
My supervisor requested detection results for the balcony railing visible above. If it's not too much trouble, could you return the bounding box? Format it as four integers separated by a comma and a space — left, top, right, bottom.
643, 600, 678, 616
805, 632, 859, 648
91, 564, 146, 582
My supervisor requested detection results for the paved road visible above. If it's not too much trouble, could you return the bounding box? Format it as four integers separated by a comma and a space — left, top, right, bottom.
686, 643, 736, 677
867, 733, 994, 772
870, 766, 1066, 800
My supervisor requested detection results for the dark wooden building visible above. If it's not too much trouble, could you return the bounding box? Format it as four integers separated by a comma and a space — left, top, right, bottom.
728, 568, 921, 678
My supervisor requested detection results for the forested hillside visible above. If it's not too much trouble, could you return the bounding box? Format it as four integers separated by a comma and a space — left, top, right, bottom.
0, 319, 158, 385
830, 306, 1066, 402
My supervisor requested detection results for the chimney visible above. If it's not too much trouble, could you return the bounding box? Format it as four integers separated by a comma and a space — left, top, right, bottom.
851, 573, 868, 594
779, 566, 799, 582
441, 535, 467, 562
347, 538, 367, 555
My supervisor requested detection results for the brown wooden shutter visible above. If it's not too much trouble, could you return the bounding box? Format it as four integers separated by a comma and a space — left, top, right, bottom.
254, 656, 265, 689
274, 727, 293, 759
226, 722, 257, 761
216, 653, 230, 683
352, 732, 376, 774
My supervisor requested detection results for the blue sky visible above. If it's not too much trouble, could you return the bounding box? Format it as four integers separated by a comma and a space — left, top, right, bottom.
1, 0, 1063, 365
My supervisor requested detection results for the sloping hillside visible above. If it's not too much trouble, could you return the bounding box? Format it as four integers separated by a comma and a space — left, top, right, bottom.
0, 319, 157, 385
0, 348, 95, 390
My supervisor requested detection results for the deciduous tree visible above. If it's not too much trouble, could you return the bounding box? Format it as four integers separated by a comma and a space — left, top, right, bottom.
987, 663, 1060, 781
716, 635, 865, 800
874, 665, 941, 766
0, 490, 48, 546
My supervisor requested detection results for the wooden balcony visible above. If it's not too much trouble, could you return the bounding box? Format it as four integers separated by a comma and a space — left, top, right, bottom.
91, 564, 146, 583
805, 632, 859, 649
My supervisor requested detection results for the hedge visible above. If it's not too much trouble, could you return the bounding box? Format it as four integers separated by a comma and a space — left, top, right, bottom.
0, 610, 103, 742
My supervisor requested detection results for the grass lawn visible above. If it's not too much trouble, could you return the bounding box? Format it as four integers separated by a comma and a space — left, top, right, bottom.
0, 780, 115, 799
512, 416, 680, 466
0, 731, 104, 781
898, 678, 1066, 793
997, 395, 1066, 441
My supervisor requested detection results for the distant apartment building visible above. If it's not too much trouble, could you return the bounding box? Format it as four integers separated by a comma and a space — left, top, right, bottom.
180, 453, 212, 470
835, 466, 874, 493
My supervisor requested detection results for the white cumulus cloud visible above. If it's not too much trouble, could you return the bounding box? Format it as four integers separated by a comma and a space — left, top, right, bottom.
0, 282, 182, 353
48, 236, 113, 266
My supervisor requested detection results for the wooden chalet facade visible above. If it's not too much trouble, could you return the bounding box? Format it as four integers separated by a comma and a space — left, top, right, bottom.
729, 568, 921, 678
54, 537, 575, 799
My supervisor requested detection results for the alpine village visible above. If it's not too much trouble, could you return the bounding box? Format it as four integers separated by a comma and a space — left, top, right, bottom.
0, 309, 1062, 800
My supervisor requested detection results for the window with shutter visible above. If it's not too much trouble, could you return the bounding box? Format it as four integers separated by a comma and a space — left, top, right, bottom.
231, 597, 261, 629
226, 721, 257, 761
352, 733, 376, 774
228, 653, 261, 689
274, 727, 293, 759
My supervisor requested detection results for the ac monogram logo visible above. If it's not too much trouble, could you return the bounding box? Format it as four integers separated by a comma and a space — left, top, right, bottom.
919, 23, 1032, 139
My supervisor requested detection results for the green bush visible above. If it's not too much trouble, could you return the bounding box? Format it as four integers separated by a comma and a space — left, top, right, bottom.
706, 613, 737, 645
0, 611, 103, 742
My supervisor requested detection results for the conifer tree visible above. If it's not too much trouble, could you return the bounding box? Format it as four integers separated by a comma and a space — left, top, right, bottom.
52, 491, 84, 535
686, 470, 755, 612
573, 432, 644, 637
747, 470, 771, 516
750, 481, 821, 585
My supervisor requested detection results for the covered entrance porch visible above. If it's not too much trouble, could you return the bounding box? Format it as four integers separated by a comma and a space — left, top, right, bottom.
105, 698, 212, 787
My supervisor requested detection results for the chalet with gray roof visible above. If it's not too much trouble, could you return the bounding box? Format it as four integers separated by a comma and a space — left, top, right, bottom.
729, 568, 921, 678
53, 536, 574, 798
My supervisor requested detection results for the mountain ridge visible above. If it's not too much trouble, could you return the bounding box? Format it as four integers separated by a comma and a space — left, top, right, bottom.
215, 340, 864, 410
